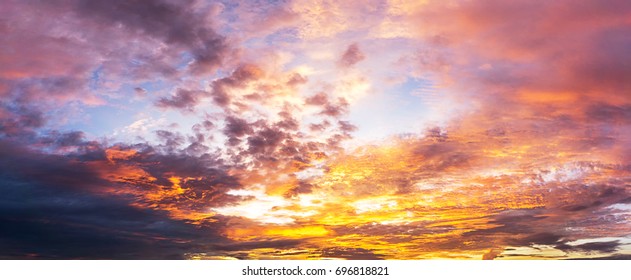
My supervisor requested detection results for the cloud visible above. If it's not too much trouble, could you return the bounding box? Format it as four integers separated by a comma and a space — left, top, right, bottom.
246, 127, 286, 156
156, 89, 203, 112
305, 92, 350, 117
407, 0, 631, 108
585, 103, 631, 124
209, 64, 264, 108
223, 116, 254, 146
305, 92, 329, 106
556, 241, 621, 253
225, 1, 299, 38
482, 249, 503, 260
2, 0, 630, 260
0, 104, 44, 137
337, 43, 366, 68
321, 247, 383, 260
569, 254, 631, 260
70, 0, 229, 75
0, 139, 226, 259
154, 130, 185, 152
0, 0, 233, 149
0, 128, 252, 258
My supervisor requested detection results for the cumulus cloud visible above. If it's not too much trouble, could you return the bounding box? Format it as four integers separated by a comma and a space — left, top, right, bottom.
337, 43, 366, 68
156, 89, 203, 112
70, 0, 228, 75
209, 64, 264, 108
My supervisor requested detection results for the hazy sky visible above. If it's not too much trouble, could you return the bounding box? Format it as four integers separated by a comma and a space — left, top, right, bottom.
1, 0, 630, 259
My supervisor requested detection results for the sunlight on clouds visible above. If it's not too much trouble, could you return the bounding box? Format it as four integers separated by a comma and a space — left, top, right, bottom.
3, 0, 630, 260
210, 131, 629, 258
213, 185, 318, 224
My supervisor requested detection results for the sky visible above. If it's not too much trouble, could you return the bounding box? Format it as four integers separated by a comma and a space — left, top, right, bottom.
1, 0, 630, 259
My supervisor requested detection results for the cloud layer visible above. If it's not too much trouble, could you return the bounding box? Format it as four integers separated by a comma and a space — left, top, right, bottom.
1, 0, 630, 259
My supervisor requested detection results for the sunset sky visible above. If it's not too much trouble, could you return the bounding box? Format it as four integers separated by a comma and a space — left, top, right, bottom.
1, 0, 631, 259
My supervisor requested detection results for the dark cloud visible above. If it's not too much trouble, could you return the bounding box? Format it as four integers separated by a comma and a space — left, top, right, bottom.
134, 87, 147, 96
0, 207, 178, 259
39, 131, 86, 147
0, 104, 44, 137
128, 145, 234, 181
5, 77, 86, 103
320, 102, 349, 117
71, 0, 228, 75
556, 241, 621, 253
221, 116, 329, 168
1, 0, 229, 88
223, 116, 253, 146
285, 181, 314, 197
73, 0, 199, 44
247, 127, 285, 156
586, 103, 631, 124
275, 113, 299, 131
0, 182, 221, 259
155, 130, 185, 152
0, 0, 234, 148
305, 92, 350, 117
0, 108, 284, 258
562, 200, 603, 212
321, 247, 383, 260
210, 64, 263, 108
449, 181, 631, 256
305, 92, 329, 106
156, 89, 202, 112
309, 121, 330, 132
5, 0, 629, 261
337, 43, 366, 68
338, 120, 357, 133
411, 141, 473, 172
0, 143, 103, 193
0, 138, 237, 259
572, 25, 631, 93
518, 232, 563, 246
569, 254, 631, 260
